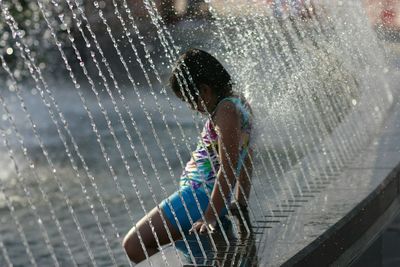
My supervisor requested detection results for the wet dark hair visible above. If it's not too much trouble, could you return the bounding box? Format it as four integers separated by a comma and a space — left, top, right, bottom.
169, 49, 232, 106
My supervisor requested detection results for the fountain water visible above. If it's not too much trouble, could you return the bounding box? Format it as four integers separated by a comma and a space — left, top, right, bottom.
0, 0, 395, 266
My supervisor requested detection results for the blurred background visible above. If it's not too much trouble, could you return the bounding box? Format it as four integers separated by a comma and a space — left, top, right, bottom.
2, 0, 399, 85
2, 0, 306, 84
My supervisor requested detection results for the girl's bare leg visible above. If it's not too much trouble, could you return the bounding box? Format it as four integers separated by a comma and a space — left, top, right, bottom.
122, 206, 182, 263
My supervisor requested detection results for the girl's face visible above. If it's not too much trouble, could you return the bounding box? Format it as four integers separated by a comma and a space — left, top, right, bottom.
192, 85, 218, 114
176, 84, 218, 114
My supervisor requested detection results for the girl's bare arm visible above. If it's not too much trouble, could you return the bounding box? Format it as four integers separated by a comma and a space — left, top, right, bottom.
189, 101, 241, 233
235, 149, 253, 208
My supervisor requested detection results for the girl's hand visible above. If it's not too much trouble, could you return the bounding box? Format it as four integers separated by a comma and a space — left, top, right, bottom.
189, 219, 217, 235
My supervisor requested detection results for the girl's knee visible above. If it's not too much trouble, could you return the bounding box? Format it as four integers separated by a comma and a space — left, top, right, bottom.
122, 231, 147, 263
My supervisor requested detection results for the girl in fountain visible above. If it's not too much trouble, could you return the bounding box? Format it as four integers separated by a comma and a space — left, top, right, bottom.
123, 49, 253, 264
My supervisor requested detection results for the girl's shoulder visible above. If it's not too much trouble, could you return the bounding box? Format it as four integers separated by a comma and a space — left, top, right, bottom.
219, 94, 252, 118
213, 99, 239, 121
218, 94, 251, 110
213, 94, 253, 126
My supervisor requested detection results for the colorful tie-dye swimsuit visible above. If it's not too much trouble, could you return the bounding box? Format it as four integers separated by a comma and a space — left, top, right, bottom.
180, 96, 252, 191
160, 95, 252, 232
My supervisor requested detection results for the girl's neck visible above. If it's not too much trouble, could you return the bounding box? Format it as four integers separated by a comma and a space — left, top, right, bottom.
216, 90, 234, 103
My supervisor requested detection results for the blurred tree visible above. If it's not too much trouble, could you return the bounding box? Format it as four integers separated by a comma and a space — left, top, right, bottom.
0, 0, 73, 84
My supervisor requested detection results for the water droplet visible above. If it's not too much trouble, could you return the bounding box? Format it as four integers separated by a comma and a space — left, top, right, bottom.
6, 48, 13, 55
